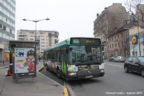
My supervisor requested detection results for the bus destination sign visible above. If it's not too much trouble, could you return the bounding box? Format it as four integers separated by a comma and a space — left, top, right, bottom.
71, 38, 101, 45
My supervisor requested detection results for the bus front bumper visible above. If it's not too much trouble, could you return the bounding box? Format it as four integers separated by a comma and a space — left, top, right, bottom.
66, 69, 104, 80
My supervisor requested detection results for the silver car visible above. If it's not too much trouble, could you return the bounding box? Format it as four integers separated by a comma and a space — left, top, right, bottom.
113, 56, 126, 62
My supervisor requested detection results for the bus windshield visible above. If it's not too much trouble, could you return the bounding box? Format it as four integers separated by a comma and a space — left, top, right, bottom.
69, 46, 102, 65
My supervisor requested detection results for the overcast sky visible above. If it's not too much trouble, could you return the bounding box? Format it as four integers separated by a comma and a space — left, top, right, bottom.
16, 0, 125, 41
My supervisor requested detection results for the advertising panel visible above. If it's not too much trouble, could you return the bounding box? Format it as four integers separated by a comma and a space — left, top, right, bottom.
14, 48, 35, 74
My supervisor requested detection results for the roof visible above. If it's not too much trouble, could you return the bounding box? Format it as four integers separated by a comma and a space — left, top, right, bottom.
9, 40, 39, 48
44, 37, 102, 51
44, 39, 70, 51
9, 40, 39, 43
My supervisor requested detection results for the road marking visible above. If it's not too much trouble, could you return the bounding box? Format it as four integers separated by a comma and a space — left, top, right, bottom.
64, 82, 76, 96
64, 87, 69, 96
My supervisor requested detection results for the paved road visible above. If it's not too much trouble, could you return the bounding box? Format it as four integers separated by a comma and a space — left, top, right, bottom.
68, 61, 144, 96
41, 61, 144, 96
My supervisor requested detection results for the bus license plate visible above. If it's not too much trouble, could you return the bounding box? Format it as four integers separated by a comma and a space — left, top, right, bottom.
85, 75, 93, 78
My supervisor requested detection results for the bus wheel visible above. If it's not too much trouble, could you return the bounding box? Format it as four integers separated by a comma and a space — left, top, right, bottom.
46, 66, 49, 71
56, 70, 61, 78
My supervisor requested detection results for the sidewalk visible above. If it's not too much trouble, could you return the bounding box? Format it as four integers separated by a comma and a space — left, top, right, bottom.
0, 61, 64, 96
0, 67, 7, 96
0, 62, 9, 68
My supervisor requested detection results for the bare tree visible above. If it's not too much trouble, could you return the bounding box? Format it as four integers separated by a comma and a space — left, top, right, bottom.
124, 0, 143, 13
124, 0, 144, 23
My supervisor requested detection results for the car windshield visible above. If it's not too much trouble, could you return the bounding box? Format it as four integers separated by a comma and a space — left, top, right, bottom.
69, 46, 102, 65
138, 57, 144, 65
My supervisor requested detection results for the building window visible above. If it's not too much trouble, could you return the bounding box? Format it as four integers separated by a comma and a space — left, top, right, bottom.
118, 43, 120, 47
0, 33, 2, 37
0, 24, 2, 29
143, 34, 144, 45
3, 26, 6, 30
40, 32, 44, 34
41, 45, 45, 47
55, 39, 58, 44
10, 29, 12, 33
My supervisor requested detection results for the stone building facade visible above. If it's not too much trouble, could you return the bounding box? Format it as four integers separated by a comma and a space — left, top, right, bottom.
106, 27, 129, 57
94, 3, 129, 57
136, 4, 144, 27
129, 26, 144, 56
17, 29, 59, 57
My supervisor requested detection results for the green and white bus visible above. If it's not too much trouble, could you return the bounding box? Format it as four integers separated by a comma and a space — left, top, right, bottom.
43, 37, 104, 80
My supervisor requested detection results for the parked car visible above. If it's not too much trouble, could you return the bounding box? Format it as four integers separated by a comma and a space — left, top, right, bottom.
103, 56, 107, 60
109, 56, 117, 61
124, 56, 144, 77
113, 56, 126, 62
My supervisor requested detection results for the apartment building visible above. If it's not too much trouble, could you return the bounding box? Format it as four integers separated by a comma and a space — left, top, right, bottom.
136, 4, 144, 27
129, 26, 144, 56
0, 0, 16, 63
17, 29, 59, 56
93, 3, 128, 57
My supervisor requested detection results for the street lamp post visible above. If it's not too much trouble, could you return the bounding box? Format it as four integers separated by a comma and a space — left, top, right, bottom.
22, 18, 50, 64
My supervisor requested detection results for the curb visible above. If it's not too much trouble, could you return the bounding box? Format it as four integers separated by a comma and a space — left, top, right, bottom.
64, 87, 69, 96
64, 82, 76, 96
38, 65, 76, 96
38, 71, 64, 88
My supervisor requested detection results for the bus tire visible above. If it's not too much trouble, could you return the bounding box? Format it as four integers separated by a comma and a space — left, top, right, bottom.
56, 69, 61, 78
46, 66, 49, 71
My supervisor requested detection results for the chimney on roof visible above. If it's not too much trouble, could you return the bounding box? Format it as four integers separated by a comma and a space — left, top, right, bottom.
97, 13, 99, 17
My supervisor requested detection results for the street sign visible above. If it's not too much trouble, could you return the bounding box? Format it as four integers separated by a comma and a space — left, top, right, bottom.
132, 35, 138, 45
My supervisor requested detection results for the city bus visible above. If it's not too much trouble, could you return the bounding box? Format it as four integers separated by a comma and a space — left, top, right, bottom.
43, 37, 104, 80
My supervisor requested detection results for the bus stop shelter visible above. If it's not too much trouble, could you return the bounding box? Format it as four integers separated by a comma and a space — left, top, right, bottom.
9, 40, 39, 80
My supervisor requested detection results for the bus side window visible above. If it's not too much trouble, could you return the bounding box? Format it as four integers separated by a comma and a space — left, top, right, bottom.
56, 50, 59, 61
51, 51, 56, 60
61, 50, 64, 62
59, 49, 62, 62
60, 48, 65, 62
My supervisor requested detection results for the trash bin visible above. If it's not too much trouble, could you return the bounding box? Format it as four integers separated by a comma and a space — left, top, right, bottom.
9, 64, 13, 73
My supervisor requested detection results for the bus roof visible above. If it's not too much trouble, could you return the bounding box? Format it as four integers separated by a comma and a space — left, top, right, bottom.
44, 37, 101, 51
44, 38, 70, 51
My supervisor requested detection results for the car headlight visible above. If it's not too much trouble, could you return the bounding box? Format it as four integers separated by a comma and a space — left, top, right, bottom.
68, 72, 76, 76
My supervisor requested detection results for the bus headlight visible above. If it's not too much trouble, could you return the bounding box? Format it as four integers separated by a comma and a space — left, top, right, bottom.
68, 72, 76, 76
101, 69, 104, 72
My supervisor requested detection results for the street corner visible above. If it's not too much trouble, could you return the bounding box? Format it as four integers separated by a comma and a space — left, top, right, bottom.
1, 72, 64, 96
